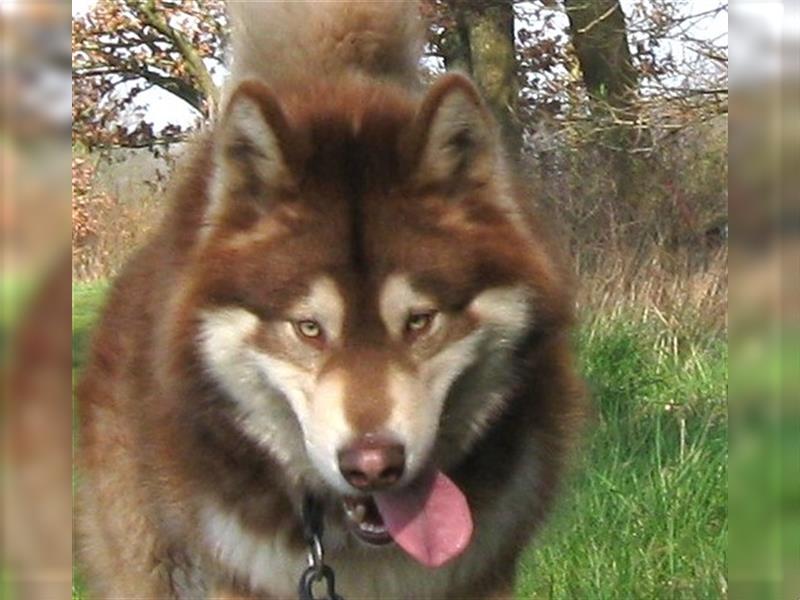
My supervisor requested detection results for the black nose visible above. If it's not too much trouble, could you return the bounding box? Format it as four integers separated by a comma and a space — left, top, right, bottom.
337, 435, 406, 491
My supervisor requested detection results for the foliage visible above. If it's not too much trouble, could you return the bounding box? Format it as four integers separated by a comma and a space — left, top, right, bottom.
72, 154, 109, 251
72, 1, 727, 152
71, 146, 168, 280
532, 114, 728, 261
72, 0, 226, 149
420, 2, 728, 149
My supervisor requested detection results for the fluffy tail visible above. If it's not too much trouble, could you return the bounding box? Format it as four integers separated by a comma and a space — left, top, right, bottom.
227, 0, 424, 88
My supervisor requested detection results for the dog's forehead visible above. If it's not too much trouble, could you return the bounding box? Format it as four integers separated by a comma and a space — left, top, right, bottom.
288, 95, 414, 197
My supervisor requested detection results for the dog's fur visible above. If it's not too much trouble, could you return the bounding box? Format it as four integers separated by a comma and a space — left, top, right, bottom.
76, 2, 585, 598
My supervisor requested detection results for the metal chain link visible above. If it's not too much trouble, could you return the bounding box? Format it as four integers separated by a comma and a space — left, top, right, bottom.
298, 497, 345, 600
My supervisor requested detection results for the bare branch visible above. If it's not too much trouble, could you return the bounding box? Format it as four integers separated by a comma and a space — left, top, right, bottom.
135, 0, 219, 114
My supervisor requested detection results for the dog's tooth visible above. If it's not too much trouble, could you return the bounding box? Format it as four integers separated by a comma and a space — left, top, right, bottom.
359, 521, 386, 534
353, 503, 366, 523
343, 501, 367, 523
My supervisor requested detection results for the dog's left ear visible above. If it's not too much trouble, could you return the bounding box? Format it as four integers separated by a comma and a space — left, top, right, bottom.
404, 73, 497, 188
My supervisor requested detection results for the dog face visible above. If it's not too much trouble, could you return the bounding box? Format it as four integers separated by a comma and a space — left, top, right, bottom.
183, 75, 548, 496
197, 273, 531, 494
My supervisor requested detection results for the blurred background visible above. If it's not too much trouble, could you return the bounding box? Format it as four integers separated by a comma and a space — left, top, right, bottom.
0, 0, 794, 598
2, 1, 71, 599
728, 2, 799, 599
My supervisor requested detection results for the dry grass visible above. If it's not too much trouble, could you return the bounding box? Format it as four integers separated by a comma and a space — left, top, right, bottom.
72, 149, 172, 281
577, 244, 727, 343
72, 190, 164, 281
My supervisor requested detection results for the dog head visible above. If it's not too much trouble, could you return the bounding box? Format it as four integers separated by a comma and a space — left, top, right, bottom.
177, 75, 567, 500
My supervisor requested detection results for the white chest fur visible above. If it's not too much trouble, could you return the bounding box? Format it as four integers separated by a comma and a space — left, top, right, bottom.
201, 503, 305, 597
200, 503, 461, 599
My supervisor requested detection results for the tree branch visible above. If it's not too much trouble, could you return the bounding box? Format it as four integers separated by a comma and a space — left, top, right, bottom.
74, 64, 206, 113
576, 4, 619, 35
134, 0, 219, 115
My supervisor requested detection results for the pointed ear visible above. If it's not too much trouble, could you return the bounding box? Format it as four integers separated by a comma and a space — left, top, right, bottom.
405, 73, 497, 188
213, 80, 300, 203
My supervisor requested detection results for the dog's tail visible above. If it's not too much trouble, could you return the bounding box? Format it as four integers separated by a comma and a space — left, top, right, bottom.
227, 1, 424, 88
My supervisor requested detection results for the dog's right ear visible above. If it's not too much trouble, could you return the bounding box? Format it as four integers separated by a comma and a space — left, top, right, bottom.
212, 81, 303, 206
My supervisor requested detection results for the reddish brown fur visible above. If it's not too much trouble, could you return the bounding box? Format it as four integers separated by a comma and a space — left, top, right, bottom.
77, 49, 584, 600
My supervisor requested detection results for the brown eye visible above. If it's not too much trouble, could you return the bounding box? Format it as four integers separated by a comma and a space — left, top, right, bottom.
295, 319, 323, 340
405, 310, 437, 335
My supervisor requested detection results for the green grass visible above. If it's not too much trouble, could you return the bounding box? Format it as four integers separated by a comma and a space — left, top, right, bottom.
517, 319, 727, 598
71, 282, 109, 600
72, 280, 109, 369
71, 282, 727, 599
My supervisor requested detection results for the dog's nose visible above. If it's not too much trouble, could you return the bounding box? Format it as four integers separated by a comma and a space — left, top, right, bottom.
337, 435, 405, 491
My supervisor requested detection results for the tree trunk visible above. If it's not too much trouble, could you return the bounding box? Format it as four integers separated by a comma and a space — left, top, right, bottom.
564, 0, 640, 211
564, 0, 637, 111
440, 1, 521, 160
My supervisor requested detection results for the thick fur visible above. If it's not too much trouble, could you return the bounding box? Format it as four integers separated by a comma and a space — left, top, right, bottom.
228, 1, 423, 90
77, 2, 585, 599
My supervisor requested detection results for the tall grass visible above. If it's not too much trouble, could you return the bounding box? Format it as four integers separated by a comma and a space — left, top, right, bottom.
517, 314, 726, 598
512, 244, 728, 598
577, 245, 727, 341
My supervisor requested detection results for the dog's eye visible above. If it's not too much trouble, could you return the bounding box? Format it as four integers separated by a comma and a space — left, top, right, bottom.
405, 310, 437, 336
295, 319, 323, 340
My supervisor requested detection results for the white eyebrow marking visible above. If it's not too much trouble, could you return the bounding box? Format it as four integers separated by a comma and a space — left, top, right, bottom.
379, 273, 436, 339
468, 285, 531, 333
289, 276, 345, 340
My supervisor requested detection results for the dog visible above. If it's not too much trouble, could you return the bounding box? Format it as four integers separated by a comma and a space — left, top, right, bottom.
76, 2, 585, 598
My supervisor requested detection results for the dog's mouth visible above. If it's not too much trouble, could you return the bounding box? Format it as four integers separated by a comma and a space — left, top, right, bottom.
338, 470, 474, 568
342, 495, 393, 546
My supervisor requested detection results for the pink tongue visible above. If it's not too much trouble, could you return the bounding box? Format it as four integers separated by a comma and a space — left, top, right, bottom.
374, 471, 473, 568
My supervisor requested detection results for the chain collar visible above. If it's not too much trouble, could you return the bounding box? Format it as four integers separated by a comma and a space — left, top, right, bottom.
298, 495, 345, 600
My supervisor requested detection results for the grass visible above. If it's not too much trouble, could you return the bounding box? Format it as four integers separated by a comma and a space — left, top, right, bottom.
72, 279, 109, 368
71, 281, 727, 599
517, 318, 727, 598
70, 282, 109, 600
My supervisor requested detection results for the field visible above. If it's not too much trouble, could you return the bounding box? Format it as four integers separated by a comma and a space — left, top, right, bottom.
70, 281, 727, 599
